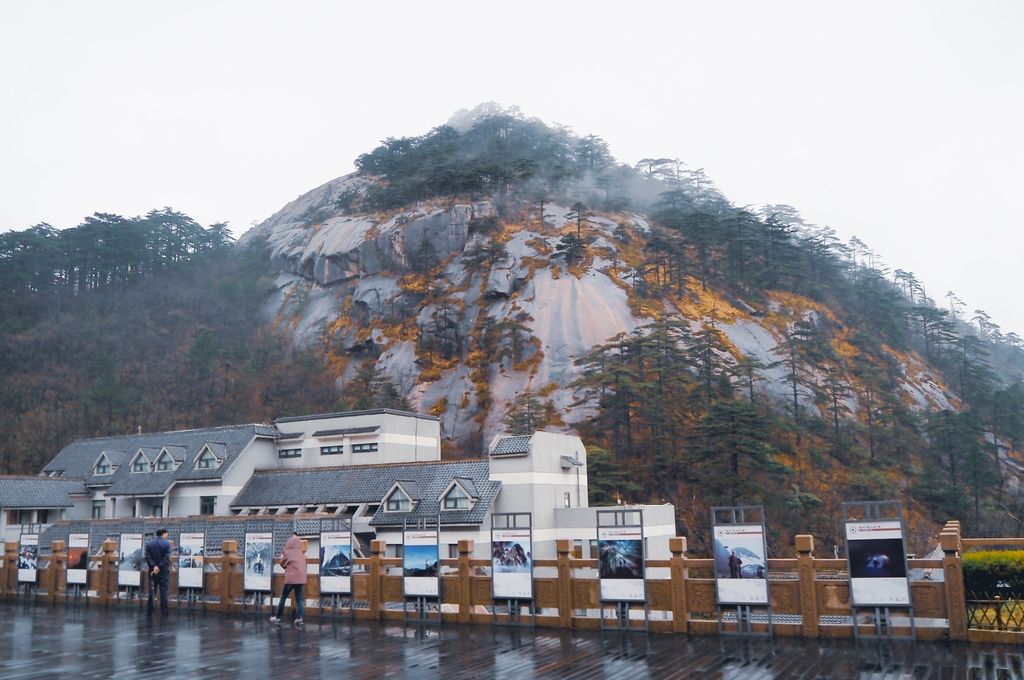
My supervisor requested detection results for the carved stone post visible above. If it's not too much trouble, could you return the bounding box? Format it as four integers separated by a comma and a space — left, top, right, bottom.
669, 537, 688, 633
217, 540, 238, 613
796, 534, 819, 638
457, 539, 473, 623
369, 539, 385, 620
100, 539, 117, 606
3, 541, 18, 599
556, 538, 572, 629
49, 540, 67, 603
941, 526, 968, 641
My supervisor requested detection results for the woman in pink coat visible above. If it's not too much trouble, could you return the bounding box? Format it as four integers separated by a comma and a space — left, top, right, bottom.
270, 533, 307, 625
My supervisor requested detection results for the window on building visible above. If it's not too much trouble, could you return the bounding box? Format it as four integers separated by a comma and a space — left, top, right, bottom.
94, 461, 111, 475
320, 445, 344, 455
92, 502, 105, 519
442, 485, 470, 510
589, 539, 599, 559
563, 491, 572, 508
448, 544, 459, 559
385, 488, 411, 512
385, 544, 404, 559
132, 458, 149, 473
196, 450, 218, 469
155, 455, 174, 471
352, 442, 378, 453
37, 509, 49, 524
200, 496, 216, 515
151, 504, 163, 518
278, 448, 302, 459
7, 510, 21, 525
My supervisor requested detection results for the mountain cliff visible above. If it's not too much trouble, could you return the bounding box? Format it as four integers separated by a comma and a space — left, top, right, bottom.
238, 106, 1024, 551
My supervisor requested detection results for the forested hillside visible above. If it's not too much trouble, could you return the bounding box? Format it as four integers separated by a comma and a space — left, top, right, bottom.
5, 106, 1024, 553
0, 209, 338, 473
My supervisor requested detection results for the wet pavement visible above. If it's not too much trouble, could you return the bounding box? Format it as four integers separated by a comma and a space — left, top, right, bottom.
0, 601, 1022, 679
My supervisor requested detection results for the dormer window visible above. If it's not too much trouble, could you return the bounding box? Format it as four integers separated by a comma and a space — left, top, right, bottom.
196, 449, 218, 469
94, 460, 112, 476
385, 488, 412, 512
129, 450, 151, 473
442, 485, 471, 510
155, 453, 175, 471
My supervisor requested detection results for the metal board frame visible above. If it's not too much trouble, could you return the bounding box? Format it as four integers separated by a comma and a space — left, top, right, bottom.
116, 519, 146, 604
711, 505, 773, 638
403, 517, 442, 625
65, 530, 91, 602
491, 512, 535, 627
242, 519, 274, 613
175, 518, 208, 610
596, 508, 648, 633
842, 500, 916, 641
318, 517, 356, 618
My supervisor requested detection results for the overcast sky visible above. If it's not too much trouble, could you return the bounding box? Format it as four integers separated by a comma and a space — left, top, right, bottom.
1, 1, 1021, 334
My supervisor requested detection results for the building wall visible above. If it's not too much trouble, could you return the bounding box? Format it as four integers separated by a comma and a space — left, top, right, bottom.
272, 412, 441, 469
489, 431, 589, 559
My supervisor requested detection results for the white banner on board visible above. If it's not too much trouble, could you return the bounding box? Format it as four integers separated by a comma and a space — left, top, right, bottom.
403, 529, 440, 597
244, 532, 273, 592
598, 526, 645, 602
177, 533, 205, 589
67, 533, 90, 585
713, 524, 769, 605
320, 531, 353, 594
117, 533, 143, 587
18, 534, 39, 584
492, 527, 533, 600
845, 520, 910, 606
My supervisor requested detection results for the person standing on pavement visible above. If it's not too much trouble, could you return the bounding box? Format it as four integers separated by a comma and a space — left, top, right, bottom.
270, 533, 307, 626
145, 528, 172, 615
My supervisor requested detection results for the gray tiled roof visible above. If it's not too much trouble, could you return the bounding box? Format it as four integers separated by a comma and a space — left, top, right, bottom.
311, 426, 380, 437
0, 476, 87, 509
231, 460, 500, 527
453, 477, 479, 498
160, 446, 188, 462
393, 480, 421, 500
42, 424, 276, 496
275, 408, 440, 424
277, 431, 304, 440
491, 435, 532, 457
99, 450, 127, 466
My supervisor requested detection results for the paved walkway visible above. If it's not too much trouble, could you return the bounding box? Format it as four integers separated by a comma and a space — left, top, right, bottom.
0, 602, 1022, 679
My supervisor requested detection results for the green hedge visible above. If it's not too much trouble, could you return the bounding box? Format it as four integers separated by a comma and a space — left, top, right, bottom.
963, 551, 1024, 598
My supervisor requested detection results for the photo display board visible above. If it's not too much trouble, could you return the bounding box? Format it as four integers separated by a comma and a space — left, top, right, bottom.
67, 533, 90, 585
319, 530, 353, 595
117, 533, 143, 587
491, 520, 533, 600
243, 532, 273, 592
177, 532, 205, 589
845, 519, 910, 607
17, 534, 39, 584
597, 519, 645, 602
713, 524, 769, 605
403, 529, 440, 597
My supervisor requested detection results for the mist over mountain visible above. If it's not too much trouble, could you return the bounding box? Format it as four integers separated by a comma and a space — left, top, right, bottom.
4, 105, 1023, 553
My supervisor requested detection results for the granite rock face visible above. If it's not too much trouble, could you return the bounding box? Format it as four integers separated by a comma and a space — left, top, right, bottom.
241, 174, 963, 447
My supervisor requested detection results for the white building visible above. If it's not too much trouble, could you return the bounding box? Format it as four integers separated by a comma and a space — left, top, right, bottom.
5, 409, 675, 560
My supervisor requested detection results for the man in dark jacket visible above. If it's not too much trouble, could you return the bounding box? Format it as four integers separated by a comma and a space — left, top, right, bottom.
145, 529, 172, 615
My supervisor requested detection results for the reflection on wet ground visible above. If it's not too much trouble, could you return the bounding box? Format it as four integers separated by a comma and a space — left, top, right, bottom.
0, 601, 1021, 679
